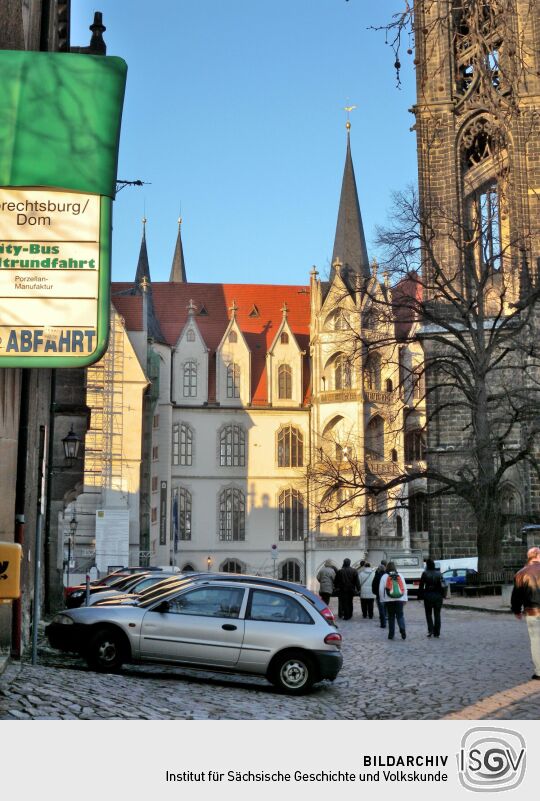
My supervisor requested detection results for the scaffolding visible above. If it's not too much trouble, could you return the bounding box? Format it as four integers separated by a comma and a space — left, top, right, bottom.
85, 308, 125, 492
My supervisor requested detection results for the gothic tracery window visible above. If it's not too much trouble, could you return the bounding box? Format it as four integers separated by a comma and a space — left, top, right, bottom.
277, 425, 304, 467
220, 424, 246, 467
219, 487, 246, 541
183, 360, 197, 397
278, 488, 305, 541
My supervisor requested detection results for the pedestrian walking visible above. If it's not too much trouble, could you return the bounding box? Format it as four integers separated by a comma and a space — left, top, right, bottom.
358, 561, 376, 618
334, 558, 360, 620
316, 560, 335, 605
511, 545, 540, 680
379, 560, 408, 640
418, 558, 446, 638
371, 559, 388, 628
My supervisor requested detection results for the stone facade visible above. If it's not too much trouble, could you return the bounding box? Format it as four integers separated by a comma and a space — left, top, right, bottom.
413, 0, 540, 566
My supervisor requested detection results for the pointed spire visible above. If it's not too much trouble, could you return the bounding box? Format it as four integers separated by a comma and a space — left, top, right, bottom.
169, 217, 187, 283
331, 127, 370, 285
134, 217, 151, 287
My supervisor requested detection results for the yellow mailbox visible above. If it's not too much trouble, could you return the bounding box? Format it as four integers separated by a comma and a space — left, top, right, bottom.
0, 542, 22, 601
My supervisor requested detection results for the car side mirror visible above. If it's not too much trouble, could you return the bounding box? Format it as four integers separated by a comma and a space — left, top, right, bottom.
154, 600, 170, 613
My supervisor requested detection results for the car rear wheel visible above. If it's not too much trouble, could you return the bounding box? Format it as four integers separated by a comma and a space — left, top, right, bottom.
86, 627, 126, 672
269, 651, 315, 695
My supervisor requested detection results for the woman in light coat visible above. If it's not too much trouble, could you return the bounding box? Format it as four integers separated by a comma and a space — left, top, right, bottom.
358, 562, 376, 619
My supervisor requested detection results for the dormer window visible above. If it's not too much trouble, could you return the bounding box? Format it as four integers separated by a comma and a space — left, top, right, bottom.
280, 332, 289, 345
228, 331, 238, 343
186, 330, 195, 342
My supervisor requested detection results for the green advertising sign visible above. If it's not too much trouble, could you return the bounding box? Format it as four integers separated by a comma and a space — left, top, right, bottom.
0, 51, 127, 367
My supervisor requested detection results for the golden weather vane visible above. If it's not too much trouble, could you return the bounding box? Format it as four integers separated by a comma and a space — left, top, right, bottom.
344, 104, 357, 130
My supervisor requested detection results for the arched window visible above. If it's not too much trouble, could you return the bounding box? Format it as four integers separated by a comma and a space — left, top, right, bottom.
280, 559, 302, 583
412, 367, 424, 400
228, 330, 238, 343
280, 332, 289, 345
385, 378, 393, 393
391, 448, 398, 463
172, 423, 193, 466
409, 492, 428, 533
181, 563, 196, 572
396, 516, 403, 538
333, 353, 352, 390
501, 486, 522, 541
277, 425, 304, 467
278, 364, 292, 399
365, 415, 384, 460
278, 489, 305, 541
405, 430, 426, 462
186, 329, 195, 342
221, 559, 244, 574
364, 353, 381, 390
220, 424, 246, 467
219, 487, 246, 541
226, 363, 240, 398
172, 486, 192, 542
183, 360, 197, 397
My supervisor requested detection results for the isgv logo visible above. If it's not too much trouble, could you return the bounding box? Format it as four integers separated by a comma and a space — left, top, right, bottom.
457, 727, 526, 792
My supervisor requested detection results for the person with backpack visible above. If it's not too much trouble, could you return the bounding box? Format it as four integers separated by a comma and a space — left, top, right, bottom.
379, 560, 408, 639
334, 558, 361, 620
418, 557, 447, 638
371, 560, 387, 628
358, 561, 376, 618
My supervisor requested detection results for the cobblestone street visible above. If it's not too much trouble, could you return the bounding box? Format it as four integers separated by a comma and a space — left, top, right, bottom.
1, 602, 540, 720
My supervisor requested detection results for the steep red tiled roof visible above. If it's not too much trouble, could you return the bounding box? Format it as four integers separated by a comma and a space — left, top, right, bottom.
392, 272, 422, 341
112, 282, 311, 405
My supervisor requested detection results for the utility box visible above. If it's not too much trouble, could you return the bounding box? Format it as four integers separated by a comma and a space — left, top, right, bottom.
0, 542, 22, 600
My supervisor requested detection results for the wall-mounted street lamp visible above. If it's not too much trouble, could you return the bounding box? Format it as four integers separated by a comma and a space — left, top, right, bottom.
65, 513, 78, 587
207, 555, 212, 572
62, 426, 82, 467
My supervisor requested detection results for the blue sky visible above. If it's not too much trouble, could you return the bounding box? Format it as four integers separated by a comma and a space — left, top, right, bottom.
71, 0, 417, 285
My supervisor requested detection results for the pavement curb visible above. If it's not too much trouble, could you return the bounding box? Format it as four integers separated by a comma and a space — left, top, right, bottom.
445, 603, 511, 615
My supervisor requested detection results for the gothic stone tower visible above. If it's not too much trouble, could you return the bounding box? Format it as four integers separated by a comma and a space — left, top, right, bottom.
413, 0, 540, 566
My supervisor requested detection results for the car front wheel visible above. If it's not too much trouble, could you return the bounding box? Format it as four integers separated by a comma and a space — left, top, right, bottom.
269, 651, 315, 695
85, 627, 126, 672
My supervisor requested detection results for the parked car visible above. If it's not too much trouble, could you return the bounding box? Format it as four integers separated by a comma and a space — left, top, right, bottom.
88, 572, 185, 605
442, 568, 478, 585
94, 571, 336, 626
46, 579, 343, 694
65, 572, 151, 608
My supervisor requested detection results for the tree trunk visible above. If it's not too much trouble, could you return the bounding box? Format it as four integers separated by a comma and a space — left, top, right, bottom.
475, 505, 504, 572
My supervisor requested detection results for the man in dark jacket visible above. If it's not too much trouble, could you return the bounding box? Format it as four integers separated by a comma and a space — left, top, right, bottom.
511, 546, 540, 680
371, 560, 387, 628
334, 558, 360, 620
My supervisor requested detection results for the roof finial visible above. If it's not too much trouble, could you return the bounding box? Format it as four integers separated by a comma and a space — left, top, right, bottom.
229, 299, 238, 319
332, 256, 343, 274
281, 302, 289, 318
187, 299, 196, 316
344, 103, 357, 131
140, 275, 150, 293
371, 257, 378, 278
178, 216, 182, 227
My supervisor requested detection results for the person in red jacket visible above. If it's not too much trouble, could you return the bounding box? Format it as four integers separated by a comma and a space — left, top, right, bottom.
511, 546, 540, 680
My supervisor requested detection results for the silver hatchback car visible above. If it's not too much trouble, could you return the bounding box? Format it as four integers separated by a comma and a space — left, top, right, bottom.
46, 579, 343, 694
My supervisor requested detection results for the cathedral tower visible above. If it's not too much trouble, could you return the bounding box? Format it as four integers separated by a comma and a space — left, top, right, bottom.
413, 0, 540, 566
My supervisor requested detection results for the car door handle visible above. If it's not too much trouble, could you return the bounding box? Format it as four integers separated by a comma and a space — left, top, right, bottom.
222, 624, 237, 631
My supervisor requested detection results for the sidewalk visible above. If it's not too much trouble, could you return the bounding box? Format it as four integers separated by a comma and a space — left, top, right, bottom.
445, 593, 512, 614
